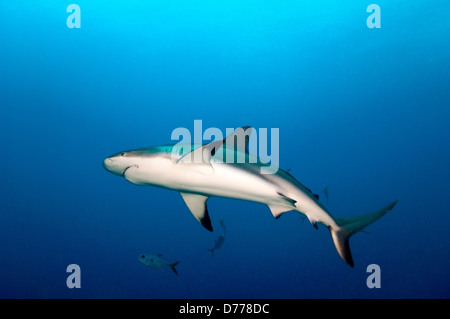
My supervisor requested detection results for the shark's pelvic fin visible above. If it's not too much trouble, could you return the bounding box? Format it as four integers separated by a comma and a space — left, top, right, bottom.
268, 192, 297, 219
268, 205, 294, 219
180, 192, 213, 231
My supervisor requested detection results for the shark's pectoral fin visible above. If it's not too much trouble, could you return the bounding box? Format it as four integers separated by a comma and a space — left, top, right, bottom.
180, 192, 213, 231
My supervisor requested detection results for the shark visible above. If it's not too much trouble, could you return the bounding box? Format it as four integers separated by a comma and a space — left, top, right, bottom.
208, 218, 226, 256
103, 127, 398, 267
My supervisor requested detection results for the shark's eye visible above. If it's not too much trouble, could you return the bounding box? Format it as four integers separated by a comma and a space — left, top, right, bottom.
141, 255, 145, 258
121, 152, 127, 157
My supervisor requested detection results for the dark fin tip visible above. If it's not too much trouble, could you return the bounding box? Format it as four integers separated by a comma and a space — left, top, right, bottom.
200, 214, 213, 232
342, 237, 354, 267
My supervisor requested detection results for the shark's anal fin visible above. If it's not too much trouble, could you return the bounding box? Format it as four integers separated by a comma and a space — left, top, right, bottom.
307, 216, 319, 229
180, 192, 213, 231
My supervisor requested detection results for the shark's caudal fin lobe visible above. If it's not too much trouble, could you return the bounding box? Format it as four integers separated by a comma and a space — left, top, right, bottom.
170, 261, 180, 275
329, 200, 399, 267
180, 192, 213, 231
208, 248, 214, 256
329, 227, 354, 267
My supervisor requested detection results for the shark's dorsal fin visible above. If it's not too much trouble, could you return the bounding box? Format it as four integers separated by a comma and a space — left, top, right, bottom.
223, 126, 253, 154
176, 126, 253, 168
176, 139, 224, 175
177, 139, 224, 164
180, 192, 213, 232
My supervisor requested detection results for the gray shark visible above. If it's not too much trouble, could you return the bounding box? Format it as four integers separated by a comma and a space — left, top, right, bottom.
323, 185, 329, 204
208, 218, 226, 256
103, 127, 398, 267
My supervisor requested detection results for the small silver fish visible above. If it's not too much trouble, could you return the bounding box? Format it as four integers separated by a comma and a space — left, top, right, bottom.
138, 253, 180, 275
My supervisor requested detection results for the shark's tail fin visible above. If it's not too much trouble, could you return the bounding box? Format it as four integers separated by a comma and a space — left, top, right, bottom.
170, 261, 180, 275
207, 248, 214, 256
329, 201, 398, 267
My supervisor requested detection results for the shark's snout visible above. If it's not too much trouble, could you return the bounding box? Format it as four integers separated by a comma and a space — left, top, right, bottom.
103, 154, 140, 177
102, 157, 124, 176
103, 157, 113, 171
103, 157, 112, 169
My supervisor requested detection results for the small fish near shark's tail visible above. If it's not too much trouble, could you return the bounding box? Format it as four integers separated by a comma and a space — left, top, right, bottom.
170, 261, 180, 275
328, 201, 398, 267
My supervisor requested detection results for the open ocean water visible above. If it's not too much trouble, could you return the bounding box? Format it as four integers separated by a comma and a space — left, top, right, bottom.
0, 1, 449, 299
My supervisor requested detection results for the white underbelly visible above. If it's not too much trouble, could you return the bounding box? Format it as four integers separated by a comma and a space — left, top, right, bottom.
168, 162, 280, 204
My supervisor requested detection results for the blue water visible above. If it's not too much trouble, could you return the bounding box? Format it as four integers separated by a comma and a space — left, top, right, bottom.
1, 0, 449, 299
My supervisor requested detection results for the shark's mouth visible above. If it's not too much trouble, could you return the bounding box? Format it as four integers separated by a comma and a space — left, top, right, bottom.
122, 165, 138, 176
